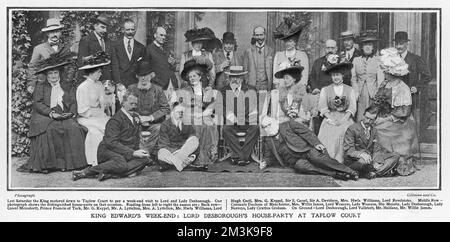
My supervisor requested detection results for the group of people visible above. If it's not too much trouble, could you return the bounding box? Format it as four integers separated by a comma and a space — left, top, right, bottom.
17, 14, 432, 183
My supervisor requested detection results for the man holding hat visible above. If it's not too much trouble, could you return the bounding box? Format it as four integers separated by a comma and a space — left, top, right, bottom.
221, 66, 260, 166
127, 61, 170, 156
77, 13, 113, 81
213, 32, 243, 90
394, 31, 432, 132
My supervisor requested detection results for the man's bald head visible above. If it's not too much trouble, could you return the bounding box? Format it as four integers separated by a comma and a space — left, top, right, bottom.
154, 26, 167, 45
253, 26, 266, 46
325, 39, 337, 54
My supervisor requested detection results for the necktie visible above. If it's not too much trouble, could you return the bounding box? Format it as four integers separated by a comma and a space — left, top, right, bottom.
347, 52, 351, 61
127, 39, 132, 56
226, 51, 230, 60
100, 38, 105, 51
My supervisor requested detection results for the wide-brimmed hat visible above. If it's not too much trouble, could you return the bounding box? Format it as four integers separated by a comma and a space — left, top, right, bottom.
274, 60, 304, 80
379, 47, 409, 76
224, 66, 248, 76
78, 51, 111, 70
393, 31, 410, 43
93, 14, 111, 26
359, 30, 378, 43
184, 27, 215, 42
339, 30, 356, 40
273, 17, 304, 41
41, 18, 64, 32
35, 46, 75, 74
324, 62, 353, 74
180, 58, 211, 81
135, 61, 154, 77
222, 32, 236, 44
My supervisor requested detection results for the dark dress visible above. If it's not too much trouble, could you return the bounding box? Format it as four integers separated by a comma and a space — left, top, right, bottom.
26, 81, 88, 172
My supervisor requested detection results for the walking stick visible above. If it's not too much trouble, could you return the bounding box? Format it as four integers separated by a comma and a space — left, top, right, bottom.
412, 89, 423, 169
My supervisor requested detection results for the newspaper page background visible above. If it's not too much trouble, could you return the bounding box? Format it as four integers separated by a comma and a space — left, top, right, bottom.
0, 0, 448, 222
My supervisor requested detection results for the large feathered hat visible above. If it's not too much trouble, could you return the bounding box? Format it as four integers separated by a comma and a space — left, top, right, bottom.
379, 48, 409, 76
274, 60, 304, 81
78, 51, 111, 70
35, 46, 75, 74
180, 57, 213, 81
273, 17, 305, 41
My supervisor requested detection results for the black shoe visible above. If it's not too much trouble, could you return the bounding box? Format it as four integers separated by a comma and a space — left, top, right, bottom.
72, 171, 86, 181
333, 172, 350, 181
185, 164, 208, 172
363, 171, 377, 180
349, 171, 359, 181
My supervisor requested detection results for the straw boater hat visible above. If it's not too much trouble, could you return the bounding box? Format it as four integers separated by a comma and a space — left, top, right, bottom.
35, 47, 74, 74
78, 51, 111, 70
224, 66, 248, 76
180, 58, 212, 81
41, 18, 64, 32
273, 17, 304, 40
274, 60, 304, 81
339, 30, 356, 40
93, 13, 111, 26
379, 47, 409, 76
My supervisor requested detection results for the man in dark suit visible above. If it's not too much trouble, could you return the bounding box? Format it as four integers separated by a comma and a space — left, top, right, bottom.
213, 32, 243, 90
77, 14, 113, 81
261, 117, 358, 180
110, 19, 147, 87
308, 39, 338, 134
339, 31, 362, 85
343, 106, 399, 179
72, 92, 150, 181
394, 31, 433, 132
146, 26, 178, 97
221, 66, 259, 166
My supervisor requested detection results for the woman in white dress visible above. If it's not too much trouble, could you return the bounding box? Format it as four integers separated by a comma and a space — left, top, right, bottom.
76, 52, 111, 165
318, 59, 357, 163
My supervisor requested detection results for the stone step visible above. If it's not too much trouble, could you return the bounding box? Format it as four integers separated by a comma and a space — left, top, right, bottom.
420, 143, 437, 154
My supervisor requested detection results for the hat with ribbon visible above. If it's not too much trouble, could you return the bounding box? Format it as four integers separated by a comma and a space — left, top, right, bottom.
78, 51, 111, 70
359, 30, 379, 43
180, 58, 212, 81
324, 54, 353, 74
224, 65, 248, 76
41, 18, 64, 32
339, 30, 356, 40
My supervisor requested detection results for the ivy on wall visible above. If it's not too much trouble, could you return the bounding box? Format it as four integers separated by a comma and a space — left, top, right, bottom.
11, 11, 35, 156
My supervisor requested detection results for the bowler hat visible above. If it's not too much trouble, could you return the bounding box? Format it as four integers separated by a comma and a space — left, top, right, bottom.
94, 14, 110, 26
393, 31, 410, 43
41, 18, 64, 32
222, 32, 236, 44
135, 61, 154, 77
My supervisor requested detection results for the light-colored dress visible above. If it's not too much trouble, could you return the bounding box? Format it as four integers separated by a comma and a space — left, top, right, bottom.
273, 49, 309, 86
318, 84, 356, 163
351, 55, 384, 122
272, 83, 317, 129
76, 77, 110, 165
